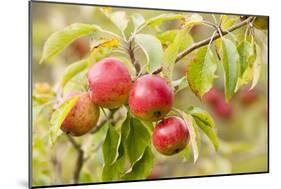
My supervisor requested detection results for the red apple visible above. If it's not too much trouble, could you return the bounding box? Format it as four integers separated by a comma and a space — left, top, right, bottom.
214, 98, 233, 119
71, 38, 89, 58
152, 116, 190, 155
203, 87, 220, 106
129, 74, 173, 121
240, 89, 258, 106
60, 92, 100, 136
88, 58, 132, 109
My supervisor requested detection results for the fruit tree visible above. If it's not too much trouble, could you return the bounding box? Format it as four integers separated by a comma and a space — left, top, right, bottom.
32, 6, 268, 185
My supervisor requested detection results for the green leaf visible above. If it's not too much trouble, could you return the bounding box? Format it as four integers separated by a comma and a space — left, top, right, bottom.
140, 120, 154, 134
172, 76, 188, 94
99, 9, 128, 33
146, 13, 184, 27
197, 122, 219, 151
193, 119, 201, 155
122, 147, 154, 180
181, 146, 191, 162
163, 27, 189, 80
134, 34, 164, 73
187, 47, 217, 97
121, 112, 131, 141
102, 160, 121, 181
40, 23, 98, 63
131, 13, 145, 30
61, 59, 89, 87
63, 69, 88, 94
102, 144, 125, 181
237, 40, 256, 76
186, 106, 215, 128
102, 116, 128, 182
158, 30, 193, 51
221, 38, 240, 101
186, 106, 218, 151
79, 171, 93, 183
235, 38, 256, 91
177, 110, 199, 163
49, 96, 80, 144
102, 125, 121, 164
157, 30, 178, 46
125, 116, 151, 164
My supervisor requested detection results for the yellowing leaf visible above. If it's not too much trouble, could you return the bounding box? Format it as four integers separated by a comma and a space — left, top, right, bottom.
187, 47, 217, 97
163, 27, 189, 80
91, 38, 119, 49
90, 38, 119, 62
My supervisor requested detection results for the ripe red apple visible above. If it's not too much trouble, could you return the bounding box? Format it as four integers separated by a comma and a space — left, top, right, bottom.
88, 58, 132, 109
203, 87, 220, 106
152, 116, 190, 155
129, 74, 173, 121
214, 98, 233, 119
60, 92, 100, 136
71, 38, 89, 58
240, 89, 258, 106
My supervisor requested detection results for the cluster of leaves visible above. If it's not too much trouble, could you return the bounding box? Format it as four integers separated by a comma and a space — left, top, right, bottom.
34, 7, 266, 182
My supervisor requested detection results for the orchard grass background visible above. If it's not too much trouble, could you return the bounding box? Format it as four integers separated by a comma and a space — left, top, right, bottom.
31, 1, 268, 187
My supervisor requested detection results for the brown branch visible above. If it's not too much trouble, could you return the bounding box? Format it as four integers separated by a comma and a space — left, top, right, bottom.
66, 135, 84, 184
152, 16, 254, 74
65, 109, 121, 183
175, 16, 254, 62
51, 155, 62, 184
128, 39, 141, 76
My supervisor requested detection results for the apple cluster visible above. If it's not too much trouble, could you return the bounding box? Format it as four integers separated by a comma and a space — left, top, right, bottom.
58, 58, 190, 156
